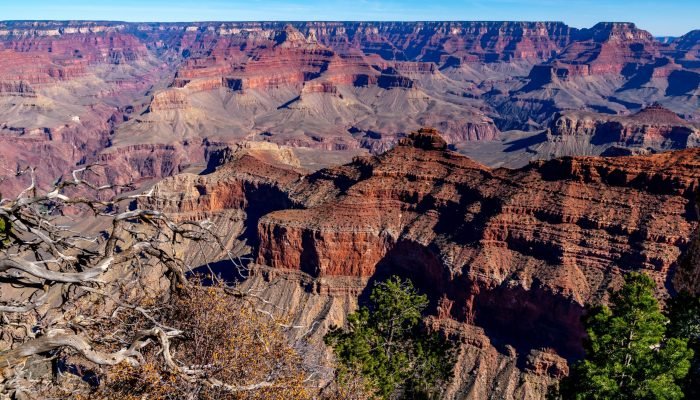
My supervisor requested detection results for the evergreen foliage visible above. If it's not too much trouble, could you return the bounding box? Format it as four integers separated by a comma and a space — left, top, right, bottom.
558, 272, 693, 400
0, 217, 9, 248
325, 276, 455, 399
666, 292, 700, 398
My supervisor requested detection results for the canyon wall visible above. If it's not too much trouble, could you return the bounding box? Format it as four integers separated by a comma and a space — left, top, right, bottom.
1, 20, 700, 195
546, 104, 700, 151
149, 129, 700, 398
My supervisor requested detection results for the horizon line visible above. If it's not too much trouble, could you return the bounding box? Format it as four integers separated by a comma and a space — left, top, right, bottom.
1, 19, 692, 37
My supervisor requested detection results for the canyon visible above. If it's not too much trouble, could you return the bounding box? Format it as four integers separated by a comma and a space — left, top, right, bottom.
2, 19, 700, 399
1, 21, 700, 192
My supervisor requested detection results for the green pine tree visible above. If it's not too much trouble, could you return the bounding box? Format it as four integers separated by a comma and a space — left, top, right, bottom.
325, 276, 455, 399
559, 272, 694, 400
666, 292, 700, 398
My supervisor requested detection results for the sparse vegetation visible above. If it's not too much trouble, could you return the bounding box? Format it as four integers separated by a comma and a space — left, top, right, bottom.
0, 167, 315, 399
98, 282, 312, 400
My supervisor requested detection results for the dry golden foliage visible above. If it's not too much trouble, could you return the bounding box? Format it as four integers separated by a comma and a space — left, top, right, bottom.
90, 282, 312, 400
0, 170, 313, 399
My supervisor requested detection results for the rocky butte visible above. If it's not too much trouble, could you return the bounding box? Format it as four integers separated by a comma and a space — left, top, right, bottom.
149, 128, 700, 399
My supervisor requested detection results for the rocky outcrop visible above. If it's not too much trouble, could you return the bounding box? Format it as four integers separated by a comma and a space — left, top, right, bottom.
95, 143, 195, 184
0, 80, 34, 96
148, 89, 190, 111
545, 22, 659, 77
548, 105, 700, 149
255, 129, 700, 361
260, 129, 700, 283
301, 81, 340, 95
433, 318, 567, 399
171, 25, 337, 92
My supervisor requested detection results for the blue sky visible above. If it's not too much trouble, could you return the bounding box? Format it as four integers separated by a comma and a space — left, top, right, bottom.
3, 0, 699, 36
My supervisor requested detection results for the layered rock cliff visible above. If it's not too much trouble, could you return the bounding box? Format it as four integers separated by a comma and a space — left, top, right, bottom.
258, 129, 700, 298
550, 22, 659, 77
254, 130, 700, 371
1, 20, 700, 193
149, 129, 700, 399
0, 22, 166, 195
547, 104, 700, 150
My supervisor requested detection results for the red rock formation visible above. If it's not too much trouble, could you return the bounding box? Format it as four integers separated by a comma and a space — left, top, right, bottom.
148, 129, 700, 308
169, 25, 339, 92
551, 22, 659, 76
146, 129, 700, 398
0, 23, 165, 195
0, 27, 148, 84
1, 19, 699, 191
259, 129, 699, 285
298, 21, 576, 63
165, 21, 576, 93
252, 129, 700, 358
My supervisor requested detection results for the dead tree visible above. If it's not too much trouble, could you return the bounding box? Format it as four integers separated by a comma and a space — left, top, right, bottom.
0, 166, 311, 399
